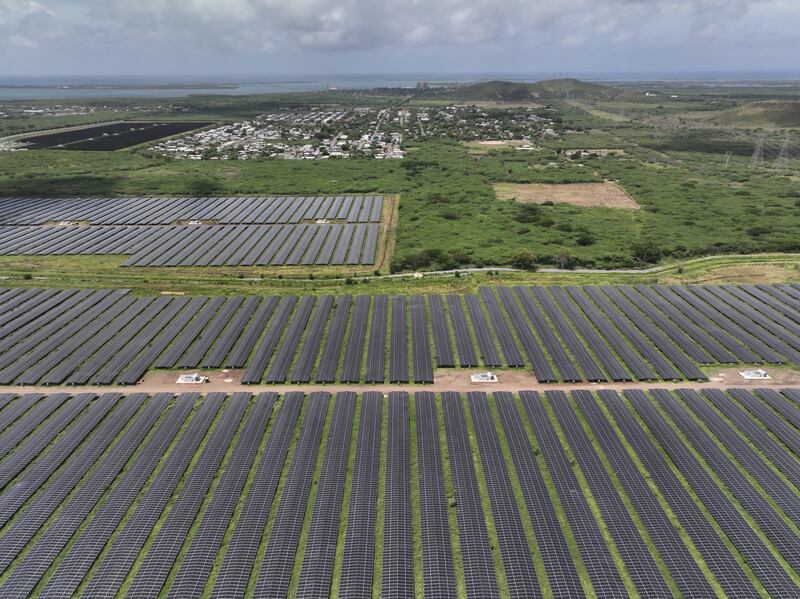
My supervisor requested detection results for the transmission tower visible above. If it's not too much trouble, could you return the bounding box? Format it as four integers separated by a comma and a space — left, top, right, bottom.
749, 132, 766, 169
774, 134, 790, 169
723, 151, 733, 170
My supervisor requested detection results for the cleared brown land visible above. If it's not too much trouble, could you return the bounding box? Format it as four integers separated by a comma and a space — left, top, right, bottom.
5, 366, 798, 396
494, 181, 640, 209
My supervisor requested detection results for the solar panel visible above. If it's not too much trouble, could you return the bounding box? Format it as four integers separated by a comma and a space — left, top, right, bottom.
292, 296, 334, 383
315, 296, 352, 383
497, 287, 556, 382
441, 392, 500, 598
414, 392, 458, 598
255, 392, 331, 598
597, 390, 759, 598
410, 296, 433, 384
339, 392, 382, 599
675, 389, 799, 525
547, 390, 671, 597
168, 393, 275, 598
447, 295, 479, 368
340, 296, 370, 383
624, 389, 798, 597
467, 392, 541, 598
296, 392, 356, 598
241, 296, 297, 384
381, 392, 415, 598
43, 393, 215, 598
479, 287, 524, 367
493, 392, 583, 598
520, 390, 627, 598
389, 296, 409, 383
211, 392, 305, 598
364, 296, 388, 384
0, 393, 178, 595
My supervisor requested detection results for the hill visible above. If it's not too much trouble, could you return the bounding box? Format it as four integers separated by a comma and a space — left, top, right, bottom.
444, 78, 619, 102
710, 100, 800, 128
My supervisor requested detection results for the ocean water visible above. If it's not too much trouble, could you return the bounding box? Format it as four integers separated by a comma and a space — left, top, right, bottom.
1, 71, 798, 101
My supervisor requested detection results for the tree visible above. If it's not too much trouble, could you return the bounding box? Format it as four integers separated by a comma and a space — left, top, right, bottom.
554, 251, 573, 269
510, 249, 538, 271
631, 240, 663, 265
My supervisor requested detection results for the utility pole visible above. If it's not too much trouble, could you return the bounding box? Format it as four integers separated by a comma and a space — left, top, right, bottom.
774, 134, 790, 169
749, 132, 766, 169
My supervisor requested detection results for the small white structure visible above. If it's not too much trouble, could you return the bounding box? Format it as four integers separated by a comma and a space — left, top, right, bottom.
739, 368, 771, 380
471, 372, 498, 383
188, 220, 202, 225
177, 373, 209, 384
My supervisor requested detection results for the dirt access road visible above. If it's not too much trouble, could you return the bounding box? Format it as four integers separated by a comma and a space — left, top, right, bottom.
3, 367, 798, 396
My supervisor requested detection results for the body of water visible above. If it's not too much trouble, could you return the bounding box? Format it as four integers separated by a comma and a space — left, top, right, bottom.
1, 72, 799, 101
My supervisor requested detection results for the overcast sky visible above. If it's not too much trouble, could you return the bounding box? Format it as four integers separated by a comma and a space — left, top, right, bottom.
2, 0, 799, 78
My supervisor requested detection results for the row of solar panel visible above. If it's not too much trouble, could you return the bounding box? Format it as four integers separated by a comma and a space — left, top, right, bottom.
0, 195, 384, 226
0, 223, 380, 267
1, 282, 799, 386
0, 388, 797, 597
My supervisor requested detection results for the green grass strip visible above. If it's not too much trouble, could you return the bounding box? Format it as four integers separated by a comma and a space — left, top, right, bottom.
66, 396, 205, 597
566, 392, 681, 598
117, 394, 232, 597
29, 395, 190, 595
681, 393, 800, 500
593, 393, 736, 598
620, 392, 771, 598
665, 392, 800, 538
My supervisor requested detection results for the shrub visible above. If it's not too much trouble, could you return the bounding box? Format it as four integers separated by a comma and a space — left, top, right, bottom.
510, 249, 538, 271
631, 240, 663, 265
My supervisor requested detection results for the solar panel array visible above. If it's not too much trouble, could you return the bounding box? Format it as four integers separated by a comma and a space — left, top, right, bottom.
1, 388, 797, 596
0, 195, 383, 226
0, 195, 384, 267
1, 283, 800, 386
0, 223, 381, 266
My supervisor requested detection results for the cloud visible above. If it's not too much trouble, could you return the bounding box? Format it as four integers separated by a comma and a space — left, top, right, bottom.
1, 0, 797, 73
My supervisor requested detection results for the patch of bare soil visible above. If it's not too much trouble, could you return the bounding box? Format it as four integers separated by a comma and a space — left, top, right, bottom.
495, 182, 640, 209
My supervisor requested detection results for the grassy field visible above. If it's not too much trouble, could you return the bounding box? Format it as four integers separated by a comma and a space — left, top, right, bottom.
0, 253, 797, 297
